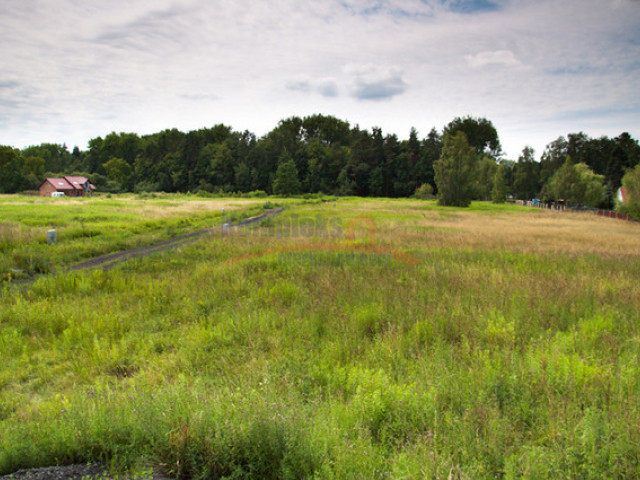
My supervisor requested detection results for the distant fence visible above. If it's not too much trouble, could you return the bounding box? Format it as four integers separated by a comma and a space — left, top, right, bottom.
515, 200, 636, 222
516, 200, 569, 211
595, 210, 634, 222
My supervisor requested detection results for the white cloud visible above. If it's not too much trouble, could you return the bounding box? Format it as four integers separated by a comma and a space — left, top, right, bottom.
465, 50, 522, 68
0, 0, 638, 157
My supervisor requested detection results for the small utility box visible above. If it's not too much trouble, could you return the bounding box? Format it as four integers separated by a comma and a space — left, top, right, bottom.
47, 229, 57, 245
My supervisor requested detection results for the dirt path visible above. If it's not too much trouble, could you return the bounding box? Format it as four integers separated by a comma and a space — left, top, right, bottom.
15, 208, 283, 284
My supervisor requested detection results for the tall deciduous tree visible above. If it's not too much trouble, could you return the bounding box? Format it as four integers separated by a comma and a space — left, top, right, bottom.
544, 157, 605, 207
103, 157, 132, 191
417, 128, 441, 192
443, 116, 501, 158
540, 136, 568, 185
475, 157, 498, 200
272, 150, 301, 196
617, 163, 640, 219
513, 146, 541, 200
0, 146, 29, 193
434, 132, 477, 207
491, 165, 507, 203
234, 162, 252, 192
20, 143, 72, 173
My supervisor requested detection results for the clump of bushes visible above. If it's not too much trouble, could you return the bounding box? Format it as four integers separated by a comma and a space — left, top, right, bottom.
414, 183, 434, 200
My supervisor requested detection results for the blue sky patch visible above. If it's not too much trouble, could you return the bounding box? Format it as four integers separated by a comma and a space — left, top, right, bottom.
447, 0, 501, 14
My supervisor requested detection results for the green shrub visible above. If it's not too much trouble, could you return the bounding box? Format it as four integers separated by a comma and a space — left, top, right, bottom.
414, 183, 434, 199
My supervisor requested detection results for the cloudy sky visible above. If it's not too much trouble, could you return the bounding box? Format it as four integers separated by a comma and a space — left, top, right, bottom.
1, 0, 639, 158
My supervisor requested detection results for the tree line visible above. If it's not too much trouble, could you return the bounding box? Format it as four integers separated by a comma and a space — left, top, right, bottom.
1, 114, 638, 210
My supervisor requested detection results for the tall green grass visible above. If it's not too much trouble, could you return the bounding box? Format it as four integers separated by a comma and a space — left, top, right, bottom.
0, 198, 639, 478
0, 195, 279, 280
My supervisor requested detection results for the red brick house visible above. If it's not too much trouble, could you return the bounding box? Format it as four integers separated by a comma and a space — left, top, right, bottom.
38, 176, 95, 197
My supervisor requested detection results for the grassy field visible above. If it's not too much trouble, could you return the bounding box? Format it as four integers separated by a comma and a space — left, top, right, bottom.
1, 195, 639, 479
0, 193, 276, 281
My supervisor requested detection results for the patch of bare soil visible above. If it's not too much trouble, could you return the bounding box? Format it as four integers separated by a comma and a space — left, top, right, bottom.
0, 464, 174, 480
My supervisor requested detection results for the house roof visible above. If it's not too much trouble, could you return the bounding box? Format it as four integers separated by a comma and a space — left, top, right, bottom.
64, 176, 91, 189
39, 176, 95, 191
42, 177, 74, 190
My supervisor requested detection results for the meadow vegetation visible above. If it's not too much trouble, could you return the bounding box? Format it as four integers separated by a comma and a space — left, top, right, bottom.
0, 194, 272, 281
0, 195, 639, 479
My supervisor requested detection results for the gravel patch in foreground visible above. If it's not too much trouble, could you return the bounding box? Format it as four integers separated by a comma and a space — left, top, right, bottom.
0, 464, 175, 480
0, 464, 108, 480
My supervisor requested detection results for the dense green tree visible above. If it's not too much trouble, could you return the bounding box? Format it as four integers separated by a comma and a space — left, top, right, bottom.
366, 128, 387, 196
23, 156, 45, 178
336, 166, 357, 196
617, 163, 640, 219
392, 152, 415, 197
247, 141, 275, 192
305, 157, 323, 193
22, 156, 46, 190
539, 133, 639, 206
234, 162, 252, 193
544, 157, 605, 206
347, 127, 373, 196
87, 137, 108, 174
417, 128, 441, 192
575, 163, 607, 207
369, 167, 385, 197
540, 137, 569, 185
20, 143, 72, 173
88, 173, 109, 192
162, 152, 187, 192
103, 157, 132, 191
104, 132, 141, 165
0, 146, 29, 193
396, 127, 421, 194
434, 132, 478, 207
608, 133, 640, 191
499, 159, 516, 196
475, 157, 498, 200
513, 146, 541, 200
491, 165, 508, 203
272, 151, 301, 195
302, 141, 329, 193
197, 143, 233, 191
4, 114, 637, 202
71, 146, 85, 171
267, 117, 304, 159
301, 114, 351, 146
383, 133, 400, 196
209, 143, 235, 191
443, 116, 501, 158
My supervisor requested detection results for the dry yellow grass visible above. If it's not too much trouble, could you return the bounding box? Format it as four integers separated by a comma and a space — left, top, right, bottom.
341, 200, 640, 257
0, 194, 265, 220
417, 213, 636, 256
120, 198, 264, 219
0, 222, 37, 245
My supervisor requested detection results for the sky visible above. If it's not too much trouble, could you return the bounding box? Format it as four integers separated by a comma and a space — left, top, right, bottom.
1, 0, 639, 159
